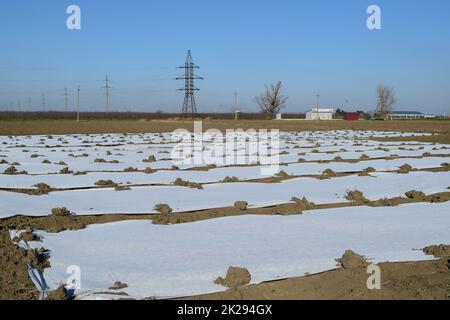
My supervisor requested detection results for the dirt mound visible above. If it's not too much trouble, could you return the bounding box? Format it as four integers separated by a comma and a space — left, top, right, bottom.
144, 167, 156, 174
27, 183, 53, 196
346, 190, 370, 205
59, 167, 73, 175
321, 169, 337, 179
358, 167, 376, 177
143, 155, 157, 163
115, 185, 131, 191
12, 229, 41, 243
370, 197, 399, 207
291, 197, 315, 209
274, 203, 303, 215
405, 190, 427, 201
24, 248, 50, 272
51, 207, 73, 217
398, 164, 413, 174
214, 267, 251, 290
221, 176, 240, 183
234, 201, 248, 210
275, 170, 289, 178
423, 245, 450, 258
95, 180, 118, 187
360, 154, 370, 160
123, 167, 139, 172
109, 281, 128, 290
336, 250, 369, 270
3, 166, 27, 175
173, 178, 203, 190
154, 204, 172, 214
189, 164, 217, 172
46, 285, 70, 300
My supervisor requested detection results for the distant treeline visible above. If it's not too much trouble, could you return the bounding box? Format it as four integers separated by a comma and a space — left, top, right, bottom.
0, 111, 307, 121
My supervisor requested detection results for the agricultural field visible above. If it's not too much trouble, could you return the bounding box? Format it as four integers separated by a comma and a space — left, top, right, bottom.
1, 122, 449, 300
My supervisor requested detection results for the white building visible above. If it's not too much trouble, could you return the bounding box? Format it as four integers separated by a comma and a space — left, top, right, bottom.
306, 108, 334, 120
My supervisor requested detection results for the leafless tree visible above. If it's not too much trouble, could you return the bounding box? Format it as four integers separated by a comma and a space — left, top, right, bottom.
254, 81, 288, 118
375, 85, 396, 118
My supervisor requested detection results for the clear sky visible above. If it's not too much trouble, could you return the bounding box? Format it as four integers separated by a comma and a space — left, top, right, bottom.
0, 0, 449, 114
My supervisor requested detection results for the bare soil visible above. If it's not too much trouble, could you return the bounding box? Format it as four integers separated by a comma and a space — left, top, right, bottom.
0, 120, 448, 138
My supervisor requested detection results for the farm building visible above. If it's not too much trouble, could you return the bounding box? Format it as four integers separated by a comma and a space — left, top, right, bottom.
387, 111, 433, 120
343, 112, 360, 121
306, 109, 334, 120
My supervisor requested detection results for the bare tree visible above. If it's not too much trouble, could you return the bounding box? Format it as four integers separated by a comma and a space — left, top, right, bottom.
375, 85, 396, 118
254, 81, 288, 118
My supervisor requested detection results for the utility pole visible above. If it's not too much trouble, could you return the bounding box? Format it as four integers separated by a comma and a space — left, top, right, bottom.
176, 50, 203, 117
64, 88, 68, 112
102, 75, 111, 113
234, 90, 239, 120
316, 94, 320, 120
27, 97, 31, 110
17, 100, 21, 112
42, 94, 46, 111
77, 86, 80, 122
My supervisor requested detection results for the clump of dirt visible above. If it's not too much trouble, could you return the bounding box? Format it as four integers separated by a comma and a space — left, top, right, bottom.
234, 201, 248, 210
428, 193, 450, 203
360, 154, 370, 160
144, 167, 156, 174
346, 190, 370, 205
51, 207, 73, 217
3, 166, 27, 175
59, 167, 73, 175
405, 190, 427, 201
336, 250, 369, 270
275, 170, 289, 178
370, 198, 399, 207
189, 164, 218, 171
41, 159, 51, 164
221, 176, 240, 183
214, 267, 251, 290
271, 197, 313, 216
423, 245, 450, 258
46, 285, 70, 300
94, 158, 119, 164
24, 248, 50, 271
0, 159, 8, 164
115, 185, 131, 191
173, 178, 203, 190
398, 164, 413, 174
73, 171, 87, 176
321, 169, 337, 179
12, 228, 41, 243
274, 203, 303, 215
143, 155, 157, 163
30, 183, 53, 195
109, 281, 128, 290
123, 167, 139, 172
422, 152, 432, 157
95, 180, 118, 187
154, 204, 172, 214
358, 167, 375, 177
291, 197, 315, 210
334, 156, 344, 161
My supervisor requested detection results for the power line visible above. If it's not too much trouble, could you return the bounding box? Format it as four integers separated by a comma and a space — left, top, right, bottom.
64, 88, 68, 111
102, 75, 112, 112
76, 86, 80, 122
42, 94, 46, 111
176, 50, 203, 117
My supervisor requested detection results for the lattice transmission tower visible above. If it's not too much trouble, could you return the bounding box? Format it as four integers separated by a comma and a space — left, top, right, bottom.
176, 50, 203, 116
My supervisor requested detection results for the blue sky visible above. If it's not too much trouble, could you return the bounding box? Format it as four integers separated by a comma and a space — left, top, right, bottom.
0, 0, 449, 114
